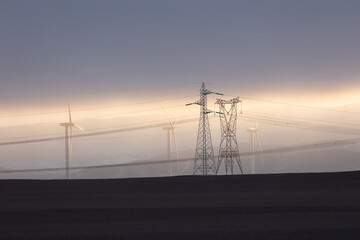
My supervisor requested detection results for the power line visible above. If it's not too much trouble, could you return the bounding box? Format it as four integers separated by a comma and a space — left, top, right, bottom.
1, 137, 359, 174
0, 132, 64, 141
87, 103, 189, 119
76, 130, 195, 141
244, 110, 360, 127
2, 110, 360, 146
256, 137, 360, 156
0, 95, 196, 119
240, 113, 360, 136
238, 96, 360, 115
0, 117, 199, 146
0, 109, 198, 141
3, 92, 359, 120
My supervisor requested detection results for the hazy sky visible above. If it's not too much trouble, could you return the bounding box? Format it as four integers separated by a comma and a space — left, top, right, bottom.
2, 0, 360, 177
2, 0, 360, 105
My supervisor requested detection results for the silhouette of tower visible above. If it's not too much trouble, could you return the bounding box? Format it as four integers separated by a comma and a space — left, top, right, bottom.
162, 120, 179, 176
60, 105, 84, 179
60, 121, 72, 179
163, 124, 174, 175
215, 97, 243, 175
186, 83, 223, 175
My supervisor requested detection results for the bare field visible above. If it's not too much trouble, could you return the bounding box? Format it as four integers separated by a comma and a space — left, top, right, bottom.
1, 171, 360, 239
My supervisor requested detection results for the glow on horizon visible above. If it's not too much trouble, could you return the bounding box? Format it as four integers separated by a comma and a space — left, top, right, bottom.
1, 86, 360, 128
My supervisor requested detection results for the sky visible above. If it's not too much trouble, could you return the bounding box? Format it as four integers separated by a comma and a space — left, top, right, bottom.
2, 0, 360, 110
1, 0, 360, 177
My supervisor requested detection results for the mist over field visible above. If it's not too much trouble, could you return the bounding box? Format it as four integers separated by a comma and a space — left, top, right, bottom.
1, 95, 359, 179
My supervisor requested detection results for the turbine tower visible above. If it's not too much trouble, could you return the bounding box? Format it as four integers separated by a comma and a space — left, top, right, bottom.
215, 97, 243, 175
163, 120, 179, 176
247, 122, 263, 174
186, 82, 223, 175
60, 105, 84, 179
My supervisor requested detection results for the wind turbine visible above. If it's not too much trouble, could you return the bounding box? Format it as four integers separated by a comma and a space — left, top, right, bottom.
163, 119, 180, 176
247, 121, 263, 174
60, 105, 84, 179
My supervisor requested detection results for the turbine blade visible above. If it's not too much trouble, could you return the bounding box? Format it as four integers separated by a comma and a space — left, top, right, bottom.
159, 105, 174, 127
73, 124, 85, 132
68, 104, 72, 123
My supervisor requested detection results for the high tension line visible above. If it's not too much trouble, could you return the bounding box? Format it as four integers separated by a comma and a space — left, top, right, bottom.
0, 136, 359, 174
0, 117, 199, 146
2, 111, 360, 147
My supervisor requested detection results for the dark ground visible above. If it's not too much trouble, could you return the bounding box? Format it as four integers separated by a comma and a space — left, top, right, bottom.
1, 171, 360, 239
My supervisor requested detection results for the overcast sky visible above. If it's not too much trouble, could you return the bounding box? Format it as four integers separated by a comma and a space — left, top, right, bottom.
1, 0, 360, 104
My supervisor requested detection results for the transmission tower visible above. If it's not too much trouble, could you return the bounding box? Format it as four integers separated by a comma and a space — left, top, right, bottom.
215, 97, 243, 175
186, 82, 223, 175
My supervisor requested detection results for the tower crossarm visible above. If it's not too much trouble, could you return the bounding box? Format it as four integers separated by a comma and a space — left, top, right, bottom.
215, 97, 241, 105
186, 101, 200, 106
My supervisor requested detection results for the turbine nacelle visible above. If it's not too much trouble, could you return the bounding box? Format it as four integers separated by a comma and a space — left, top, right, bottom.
247, 127, 258, 133
163, 120, 176, 131
60, 122, 74, 128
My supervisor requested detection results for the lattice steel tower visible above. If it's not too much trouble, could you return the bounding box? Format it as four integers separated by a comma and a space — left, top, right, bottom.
186, 83, 223, 175
215, 97, 243, 175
